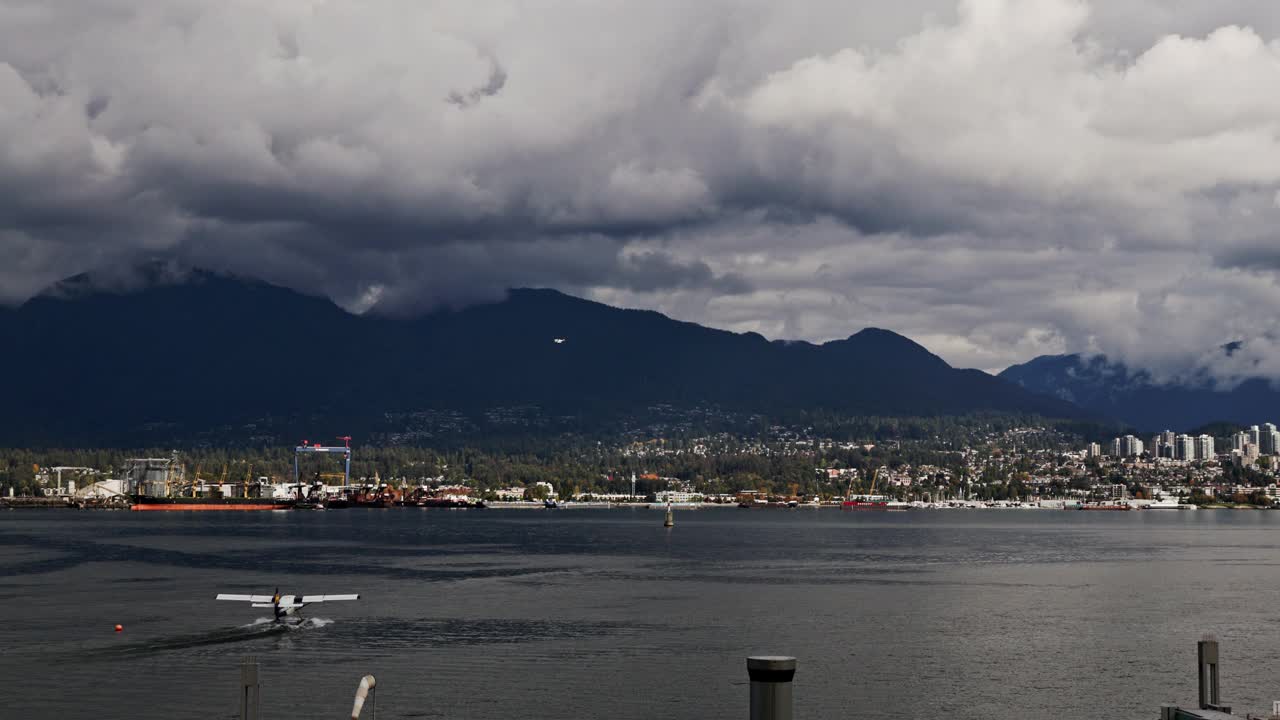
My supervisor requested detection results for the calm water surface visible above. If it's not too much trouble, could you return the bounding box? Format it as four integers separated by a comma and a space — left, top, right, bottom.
2, 508, 1280, 719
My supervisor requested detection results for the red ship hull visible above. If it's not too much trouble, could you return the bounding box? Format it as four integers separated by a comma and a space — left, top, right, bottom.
130, 497, 292, 511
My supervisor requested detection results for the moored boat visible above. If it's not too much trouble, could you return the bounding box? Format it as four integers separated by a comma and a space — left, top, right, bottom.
1143, 499, 1196, 510
842, 496, 890, 510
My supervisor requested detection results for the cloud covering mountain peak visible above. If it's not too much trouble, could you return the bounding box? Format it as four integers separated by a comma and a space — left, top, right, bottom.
3, 0, 1280, 380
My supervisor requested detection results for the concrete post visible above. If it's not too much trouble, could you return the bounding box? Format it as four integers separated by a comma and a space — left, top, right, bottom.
1198, 638, 1219, 710
240, 656, 260, 720
748, 656, 796, 720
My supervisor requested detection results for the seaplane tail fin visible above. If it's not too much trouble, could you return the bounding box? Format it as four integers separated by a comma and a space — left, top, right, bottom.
300, 594, 360, 603
217, 594, 275, 603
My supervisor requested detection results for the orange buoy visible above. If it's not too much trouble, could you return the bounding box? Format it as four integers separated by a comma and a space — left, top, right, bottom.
114, 624, 123, 632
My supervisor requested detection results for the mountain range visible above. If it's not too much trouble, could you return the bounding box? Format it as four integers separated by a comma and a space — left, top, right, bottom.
999, 353, 1280, 432
0, 265, 1084, 445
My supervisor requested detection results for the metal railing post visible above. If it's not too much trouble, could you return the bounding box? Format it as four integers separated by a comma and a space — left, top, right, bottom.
748, 656, 796, 720
240, 656, 260, 720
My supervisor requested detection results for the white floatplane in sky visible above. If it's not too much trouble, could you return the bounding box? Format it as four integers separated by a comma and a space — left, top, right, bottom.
216, 588, 359, 623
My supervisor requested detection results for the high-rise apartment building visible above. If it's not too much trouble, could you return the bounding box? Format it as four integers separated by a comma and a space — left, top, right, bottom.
1195, 434, 1214, 460
1233, 431, 1251, 452
1174, 434, 1195, 461
1111, 435, 1144, 458
1263, 423, 1279, 455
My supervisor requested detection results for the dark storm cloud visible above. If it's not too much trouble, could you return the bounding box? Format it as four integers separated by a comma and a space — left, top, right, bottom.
3, 0, 1280, 380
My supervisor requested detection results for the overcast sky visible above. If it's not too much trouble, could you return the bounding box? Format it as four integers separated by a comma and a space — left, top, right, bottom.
3, 0, 1280, 380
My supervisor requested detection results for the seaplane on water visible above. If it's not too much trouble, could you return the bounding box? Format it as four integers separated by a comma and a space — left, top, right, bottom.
216, 588, 359, 623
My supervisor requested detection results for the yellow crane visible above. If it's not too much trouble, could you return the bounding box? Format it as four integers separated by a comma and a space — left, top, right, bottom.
847, 467, 879, 500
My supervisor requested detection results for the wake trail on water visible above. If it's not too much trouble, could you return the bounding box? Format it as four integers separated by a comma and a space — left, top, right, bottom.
85, 618, 337, 659
243, 617, 335, 630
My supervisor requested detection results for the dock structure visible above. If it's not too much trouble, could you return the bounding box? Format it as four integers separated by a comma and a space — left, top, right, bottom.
0, 496, 70, 508
1157, 636, 1278, 720
225, 641, 1280, 719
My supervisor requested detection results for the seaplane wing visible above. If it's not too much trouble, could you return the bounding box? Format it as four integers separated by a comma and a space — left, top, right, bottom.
300, 594, 360, 603
215, 590, 359, 622
216, 594, 275, 603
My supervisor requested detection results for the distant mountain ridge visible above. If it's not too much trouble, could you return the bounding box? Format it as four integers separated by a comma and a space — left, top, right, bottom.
0, 266, 1087, 444
999, 353, 1280, 432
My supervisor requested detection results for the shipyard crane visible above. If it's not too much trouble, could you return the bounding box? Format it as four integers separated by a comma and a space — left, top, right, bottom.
845, 467, 879, 501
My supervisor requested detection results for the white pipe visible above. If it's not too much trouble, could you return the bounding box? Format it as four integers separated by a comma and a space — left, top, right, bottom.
350, 675, 376, 719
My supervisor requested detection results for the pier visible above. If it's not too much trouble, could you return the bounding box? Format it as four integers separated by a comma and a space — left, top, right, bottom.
1159, 637, 1280, 720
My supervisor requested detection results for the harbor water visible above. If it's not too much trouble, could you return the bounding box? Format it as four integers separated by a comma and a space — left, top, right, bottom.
3, 508, 1280, 719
